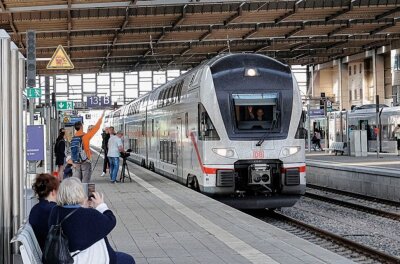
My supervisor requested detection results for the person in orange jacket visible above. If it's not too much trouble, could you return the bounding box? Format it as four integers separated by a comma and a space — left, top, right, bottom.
72, 110, 105, 183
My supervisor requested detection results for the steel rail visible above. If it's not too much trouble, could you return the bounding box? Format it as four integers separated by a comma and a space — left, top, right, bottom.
272, 211, 400, 264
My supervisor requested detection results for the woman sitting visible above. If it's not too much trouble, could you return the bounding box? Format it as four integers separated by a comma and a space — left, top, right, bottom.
29, 173, 59, 250
48, 177, 135, 264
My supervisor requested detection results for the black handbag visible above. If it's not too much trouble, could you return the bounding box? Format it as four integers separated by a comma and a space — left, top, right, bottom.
42, 208, 79, 264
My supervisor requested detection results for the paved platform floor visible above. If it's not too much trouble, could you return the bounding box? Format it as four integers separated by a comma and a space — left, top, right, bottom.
306, 152, 400, 172
90, 149, 353, 264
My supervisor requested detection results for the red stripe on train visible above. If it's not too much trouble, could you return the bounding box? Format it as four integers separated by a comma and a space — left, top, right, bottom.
189, 132, 220, 174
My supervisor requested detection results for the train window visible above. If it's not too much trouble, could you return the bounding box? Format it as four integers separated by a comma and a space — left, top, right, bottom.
198, 103, 220, 141
232, 93, 280, 131
177, 81, 183, 102
158, 90, 165, 108
141, 121, 145, 136
185, 112, 189, 138
359, 63, 362, 73
171, 141, 176, 164
152, 119, 154, 136
166, 141, 170, 163
349, 67, 351, 76
354, 65, 356, 75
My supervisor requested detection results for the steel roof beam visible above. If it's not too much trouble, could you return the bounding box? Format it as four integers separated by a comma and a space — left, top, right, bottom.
180, 42, 192, 56
172, 5, 187, 30
327, 22, 350, 37
0, 0, 6, 11
101, 0, 136, 70
325, 40, 348, 50
254, 40, 271, 53
275, 0, 303, 24
199, 25, 213, 41
224, 2, 244, 26
375, 6, 400, 21
325, 2, 353, 22
370, 19, 395, 35
285, 24, 304, 38
242, 24, 259, 40
8, 13, 24, 49
156, 27, 166, 44
290, 42, 309, 51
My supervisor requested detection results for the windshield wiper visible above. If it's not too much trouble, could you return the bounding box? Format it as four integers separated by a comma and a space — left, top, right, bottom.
256, 129, 270, 146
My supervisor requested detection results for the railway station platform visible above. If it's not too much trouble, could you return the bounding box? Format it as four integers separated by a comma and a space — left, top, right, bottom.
89, 149, 353, 264
306, 152, 400, 202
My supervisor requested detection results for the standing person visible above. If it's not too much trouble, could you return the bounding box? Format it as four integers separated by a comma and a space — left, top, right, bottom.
48, 177, 135, 264
315, 129, 323, 151
101, 127, 110, 177
29, 173, 59, 250
108, 131, 125, 183
54, 131, 66, 180
72, 110, 105, 183
394, 124, 400, 155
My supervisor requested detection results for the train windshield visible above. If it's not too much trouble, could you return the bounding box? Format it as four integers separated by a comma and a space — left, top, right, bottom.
232, 93, 280, 131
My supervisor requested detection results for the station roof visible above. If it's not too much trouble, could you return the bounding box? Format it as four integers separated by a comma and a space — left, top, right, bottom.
1, 0, 400, 74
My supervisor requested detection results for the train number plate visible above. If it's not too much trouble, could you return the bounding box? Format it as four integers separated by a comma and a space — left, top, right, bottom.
253, 150, 264, 159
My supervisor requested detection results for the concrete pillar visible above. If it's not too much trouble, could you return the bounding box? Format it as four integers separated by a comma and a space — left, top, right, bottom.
392, 49, 400, 106
375, 51, 385, 102
341, 62, 350, 110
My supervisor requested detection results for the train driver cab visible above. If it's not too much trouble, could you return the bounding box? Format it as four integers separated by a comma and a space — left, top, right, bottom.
232, 93, 280, 131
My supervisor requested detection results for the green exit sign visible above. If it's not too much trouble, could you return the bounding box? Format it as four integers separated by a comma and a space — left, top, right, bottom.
26, 88, 42, 98
56, 101, 74, 111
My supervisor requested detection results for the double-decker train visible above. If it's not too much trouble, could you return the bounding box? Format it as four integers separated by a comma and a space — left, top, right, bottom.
106, 53, 306, 209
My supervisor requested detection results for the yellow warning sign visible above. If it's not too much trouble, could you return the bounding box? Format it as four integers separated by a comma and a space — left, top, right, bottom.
46, 45, 74, 70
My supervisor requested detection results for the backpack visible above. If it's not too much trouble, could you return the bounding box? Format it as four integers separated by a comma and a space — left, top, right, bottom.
42, 208, 79, 264
70, 136, 87, 163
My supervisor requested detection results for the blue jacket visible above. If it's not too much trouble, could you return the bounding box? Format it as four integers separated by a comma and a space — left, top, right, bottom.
29, 199, 57, 250
48, 205, 117, 264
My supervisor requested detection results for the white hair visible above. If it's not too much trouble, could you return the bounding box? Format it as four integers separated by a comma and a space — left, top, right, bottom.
57, 177, 87, 206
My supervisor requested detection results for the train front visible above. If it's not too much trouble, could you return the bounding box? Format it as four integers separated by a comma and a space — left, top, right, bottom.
198, 54, 305, 209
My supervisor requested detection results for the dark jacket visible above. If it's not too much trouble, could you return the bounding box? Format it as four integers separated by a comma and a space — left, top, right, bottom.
101, 132, 110, 152
48, 206, 117, 264
55, 139, 66, 165
29, 199, 57, 250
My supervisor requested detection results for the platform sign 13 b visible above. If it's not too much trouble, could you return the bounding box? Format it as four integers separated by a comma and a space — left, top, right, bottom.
87, 96, 111, 108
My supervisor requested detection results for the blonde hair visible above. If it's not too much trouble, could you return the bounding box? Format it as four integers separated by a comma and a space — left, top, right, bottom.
57, 177, 87, 206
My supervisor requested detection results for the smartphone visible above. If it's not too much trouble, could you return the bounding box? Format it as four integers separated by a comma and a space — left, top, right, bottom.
87, 183, 95, 199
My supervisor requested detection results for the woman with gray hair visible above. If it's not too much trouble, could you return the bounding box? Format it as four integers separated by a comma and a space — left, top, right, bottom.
48, 177, 135, 264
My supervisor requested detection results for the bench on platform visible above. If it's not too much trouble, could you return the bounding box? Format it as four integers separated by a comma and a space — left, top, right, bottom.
329, 142, 347, 155
10, 223, 42, 264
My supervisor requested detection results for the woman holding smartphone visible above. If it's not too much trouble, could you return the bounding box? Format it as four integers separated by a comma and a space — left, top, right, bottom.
48, 177, 135, 264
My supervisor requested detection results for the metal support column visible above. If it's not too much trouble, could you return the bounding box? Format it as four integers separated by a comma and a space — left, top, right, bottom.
10, 43, 20, 255
44, 76, 52, 173
18, 53, 26, 224
338, 59, 343, 111
1, 29, 12, 264
307, 103, 311, 152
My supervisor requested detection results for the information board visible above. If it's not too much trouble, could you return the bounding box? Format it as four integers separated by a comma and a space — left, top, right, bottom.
87, 96, 111, 108
26, 125, 44, 161
63, 116, 83, 127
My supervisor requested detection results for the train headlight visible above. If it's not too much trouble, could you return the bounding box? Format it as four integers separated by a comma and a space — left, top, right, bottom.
280, 146, 301, 158
244, 68, 259, 77
212, 148, 236, 158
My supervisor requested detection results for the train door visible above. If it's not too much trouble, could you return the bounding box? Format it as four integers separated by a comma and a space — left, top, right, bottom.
176, 117, 183, 182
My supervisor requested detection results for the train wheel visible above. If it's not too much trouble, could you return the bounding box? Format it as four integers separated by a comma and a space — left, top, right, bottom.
193, 177, 200, 192
187, 175, 200, 192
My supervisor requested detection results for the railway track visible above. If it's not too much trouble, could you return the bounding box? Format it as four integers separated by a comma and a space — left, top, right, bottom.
258, 211, 400, 264
306, 184, 400, 221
